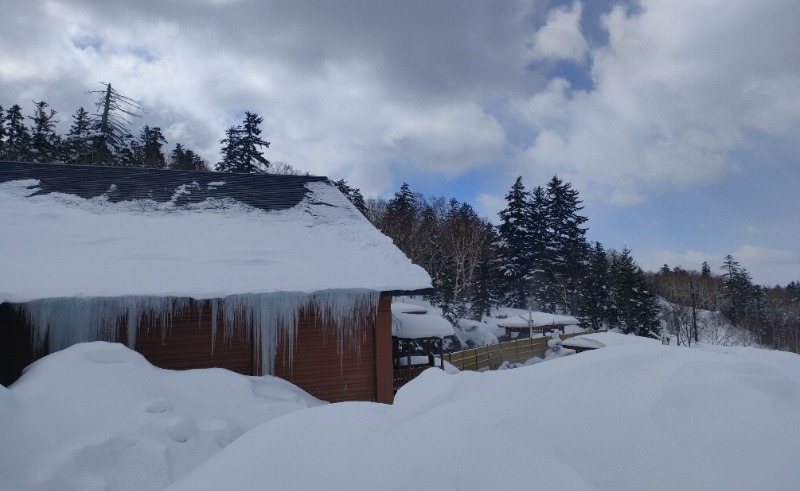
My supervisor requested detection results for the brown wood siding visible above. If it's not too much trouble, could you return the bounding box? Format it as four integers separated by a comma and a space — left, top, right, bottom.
274, 307, 376, 403
0, 304, 36, 386
130, 300, 253, 375
374, 295, 394, 404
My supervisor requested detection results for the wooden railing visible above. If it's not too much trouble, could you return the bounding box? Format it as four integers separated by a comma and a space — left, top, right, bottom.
443, 331, 593, 372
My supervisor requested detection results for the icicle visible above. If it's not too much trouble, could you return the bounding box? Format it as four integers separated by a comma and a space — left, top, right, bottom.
23, 296, 191, 353
21, 290, 379, 375
216, 289, 378, 375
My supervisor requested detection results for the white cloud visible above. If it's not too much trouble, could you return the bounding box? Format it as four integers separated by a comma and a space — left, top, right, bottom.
383, 103, 506, 176
527, 2, 587, 62
516, 0, 800, 206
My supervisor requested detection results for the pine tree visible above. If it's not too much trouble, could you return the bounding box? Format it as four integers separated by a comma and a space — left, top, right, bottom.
169, 144, 208, 171
384, 183, 419, 257
542, 175, 589, 314
132, 126, 167, 168
495, 176, 533, 308
215, 112, 270, 173
0, 104, 6, 158
609, 247, 660, 338
28, 101, 61, 163
470, 222, 499, 319
333, 179, 368, 215
62, 107, 94, 165
579, 241, 611, 329
528, 185, 550, 309
701, 261, 712, 278
720, 255, 750, 327
3, 105, 32, 161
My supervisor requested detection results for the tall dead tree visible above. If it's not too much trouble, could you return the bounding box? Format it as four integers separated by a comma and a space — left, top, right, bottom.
88, 82, 141, 165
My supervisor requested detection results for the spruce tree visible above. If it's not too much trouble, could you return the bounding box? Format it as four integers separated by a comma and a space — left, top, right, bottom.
334, 179, 368, 215
495, 176, 533, 308
216, 112, 270, 173
385, 183, 419, 256
62, 107, 94, 165
579, 241, 611, 330
542, 175, 589, 314
169, 143, 208, 171
3, 105, 32, 161
470, 222, 499, 319
609, 247, 660, 338
528, 185, 550, 309
132, 126, 167, 168
28, 101, 60, 163
0, 104, 5, 159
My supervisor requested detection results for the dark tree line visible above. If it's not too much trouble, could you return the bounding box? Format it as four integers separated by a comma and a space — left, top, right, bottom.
368, 177, 662, 339
0, 84, 272, 174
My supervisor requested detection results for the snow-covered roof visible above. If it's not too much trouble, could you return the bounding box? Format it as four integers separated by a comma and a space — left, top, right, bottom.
0, 162, 432, 303
392, 312, 455, 339
496, 312, 578, 328
390, 302, 428, 314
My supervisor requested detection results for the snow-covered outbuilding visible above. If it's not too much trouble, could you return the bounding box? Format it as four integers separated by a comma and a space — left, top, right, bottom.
496, 312, 578, 338
390, 310, 455, 391
0, 161, 432, 403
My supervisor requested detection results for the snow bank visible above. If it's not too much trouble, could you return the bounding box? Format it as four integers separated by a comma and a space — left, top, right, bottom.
0, 342, 323, 491
0, 179, 431, 303
168, 341, 800, 491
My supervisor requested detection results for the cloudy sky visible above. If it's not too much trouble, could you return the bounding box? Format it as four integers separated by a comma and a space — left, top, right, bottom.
2, 0, 798, 286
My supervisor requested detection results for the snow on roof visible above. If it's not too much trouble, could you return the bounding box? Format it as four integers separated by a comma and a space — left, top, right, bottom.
392, 312, 455, 339
390, 302, 428, 314
0, 165, 432, 303
561, 332, 661, 349
496, 312, 578, 328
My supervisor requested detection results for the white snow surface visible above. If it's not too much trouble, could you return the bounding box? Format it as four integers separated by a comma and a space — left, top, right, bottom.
392, 311, 455, 339
4, 337, 800, 490
166, 337, 800, 491
0, 179, 431, 303
0, 342, 324, 491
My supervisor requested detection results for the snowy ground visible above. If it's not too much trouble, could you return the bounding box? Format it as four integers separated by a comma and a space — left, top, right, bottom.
3, 335, 800, 490
0, 343, 324, 491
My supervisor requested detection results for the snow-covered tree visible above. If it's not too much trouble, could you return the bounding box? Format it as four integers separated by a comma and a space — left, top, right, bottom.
542, 175, 589, 315
609, 247, 661, 338
495, 176, 533, 309
579, 241, 611, 330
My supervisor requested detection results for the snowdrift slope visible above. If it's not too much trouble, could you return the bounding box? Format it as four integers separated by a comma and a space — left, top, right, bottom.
169, 335, 800, 491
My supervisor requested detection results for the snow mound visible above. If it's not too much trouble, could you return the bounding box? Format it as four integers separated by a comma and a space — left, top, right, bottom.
0, 342, 324, 491
167, 341, 800, 491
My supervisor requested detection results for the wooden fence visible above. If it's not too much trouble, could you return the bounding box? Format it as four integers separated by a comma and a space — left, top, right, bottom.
443, 331, 591, 372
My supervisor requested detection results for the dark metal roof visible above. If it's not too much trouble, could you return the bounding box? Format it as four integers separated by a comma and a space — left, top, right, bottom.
0, 161, 329, 211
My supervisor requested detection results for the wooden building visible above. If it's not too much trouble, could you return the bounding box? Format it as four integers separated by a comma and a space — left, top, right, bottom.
0, 162, 432, 403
